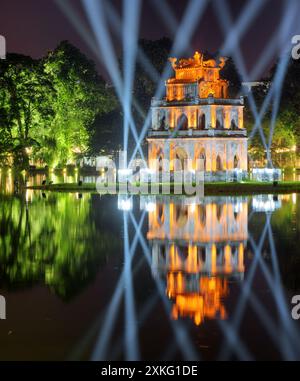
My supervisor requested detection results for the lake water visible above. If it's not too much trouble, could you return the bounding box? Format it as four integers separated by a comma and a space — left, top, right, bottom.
0, 174, 300, 360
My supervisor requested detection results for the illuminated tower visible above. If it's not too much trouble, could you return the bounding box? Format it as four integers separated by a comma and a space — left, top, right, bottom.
147, 52, 248, 181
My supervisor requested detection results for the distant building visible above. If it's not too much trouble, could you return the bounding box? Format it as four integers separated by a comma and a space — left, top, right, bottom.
79, 155, 112, 169
241, 81, 270, 94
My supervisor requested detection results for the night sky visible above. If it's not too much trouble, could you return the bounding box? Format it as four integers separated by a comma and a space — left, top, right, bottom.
0, 0, 299, 80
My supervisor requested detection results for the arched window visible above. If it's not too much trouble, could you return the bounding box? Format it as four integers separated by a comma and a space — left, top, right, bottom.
198, 204, 206, 227
157, 204, 164, 225
158, 157, 164, 172
216, 204, 223, 220
217, 246, 222, 258
159, 115, 166, 130
174, 146, 188, 170
198, 148, 206, 171
216, 109, 224, 129
175, 153, 184, 170
177, 113, 188, 130
216, 155, 222, 171
161, 245, 167, 260
175, 205, 188, 227
234, 155, 239, 169
198, 113, 206, 130
198, 247, 206, 263
208, 70, 214, 81
157, 148, 164, 172
221, 86, 225, 98
177, 246, 189, 261
231, 119, 237, 129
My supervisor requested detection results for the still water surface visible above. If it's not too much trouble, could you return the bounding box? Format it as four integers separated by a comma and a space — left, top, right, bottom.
0, 174, 300, 360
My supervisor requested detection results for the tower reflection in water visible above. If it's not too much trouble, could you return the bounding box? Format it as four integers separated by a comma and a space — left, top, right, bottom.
141, 196, 248, 326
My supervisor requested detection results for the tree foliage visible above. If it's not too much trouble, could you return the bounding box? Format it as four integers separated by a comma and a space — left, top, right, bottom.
277, 57, 300, 153
43, 41, 116, 165
0, 42, 116, 168
244, 57, 299, 167
0, 192, 120, 300
220, 56, 242, 97
133, 37, 173, 113
0, 54, 55, 167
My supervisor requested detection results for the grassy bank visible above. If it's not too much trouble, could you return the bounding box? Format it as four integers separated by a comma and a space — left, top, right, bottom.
25, 181, 300, 196
204, 181, 300, 195
26, 183, 97, 192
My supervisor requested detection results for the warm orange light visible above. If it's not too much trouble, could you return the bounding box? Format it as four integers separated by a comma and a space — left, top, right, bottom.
211, 243, 217, 275
168, 276, 228, 326
224, 245, 232, 274
148, 200, 247, 327
147, 201, 248, 243
238, 243, 245, 273
211, 105, 216, 128
166, 52, 229, 100
238, 108, 243, 129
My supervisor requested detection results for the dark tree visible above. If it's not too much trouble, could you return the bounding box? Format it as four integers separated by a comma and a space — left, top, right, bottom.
89, 108, 123, 156
220, 56, 242, 97
134, 37, 173, 113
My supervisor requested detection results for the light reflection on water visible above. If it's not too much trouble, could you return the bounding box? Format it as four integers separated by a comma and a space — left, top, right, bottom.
0, 170, 98, 195
143, 196, 247, 326
0, 175, 300, 360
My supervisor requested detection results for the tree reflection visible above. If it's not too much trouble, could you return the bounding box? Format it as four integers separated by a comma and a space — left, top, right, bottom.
0, 192, 120, 300
256, 194, 300, 292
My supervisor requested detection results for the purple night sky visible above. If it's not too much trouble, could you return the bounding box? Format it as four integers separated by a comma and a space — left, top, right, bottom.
0, 0, 299, 80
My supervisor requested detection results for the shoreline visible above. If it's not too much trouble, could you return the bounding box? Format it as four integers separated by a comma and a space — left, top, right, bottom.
25, 181, 300, 196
